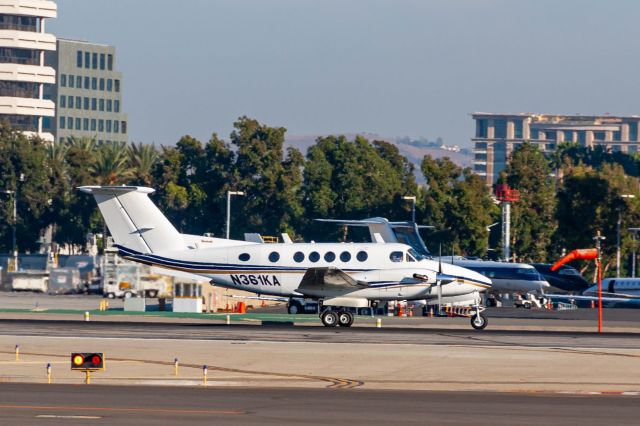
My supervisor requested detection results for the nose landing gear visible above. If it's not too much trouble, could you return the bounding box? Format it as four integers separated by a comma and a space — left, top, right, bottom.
470, 304, 488, 330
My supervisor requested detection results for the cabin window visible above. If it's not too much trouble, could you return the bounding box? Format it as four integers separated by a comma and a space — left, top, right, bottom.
324, 252, 336, 262
239, 253, 250, 261
340, 251, 351, 262
293, 252, 305, 263
268, 252, 280, 262
309, 252, 320, 263
389, 251, 404, 262
356, 251, 368, 262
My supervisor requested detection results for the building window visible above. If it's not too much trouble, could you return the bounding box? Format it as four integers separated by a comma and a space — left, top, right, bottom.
59, 95, 66, 108
92, 77, 97, 90
514, 120, 523, 139
59, 116, 65, 129
114, 100, 120, 113
630, 122, 638, 141
92, 52, 98, 69
91, 119, 96, 131
545, 143, 556, 151
91, 98, 97, 111
612, 145, 621, 152
107, 79, 112, 91
84, 76, 90, 89
100, 53, 105, 70
98, 119, 104, 132
83, 118, 89, 131
115, 79, 120, 92
474, 163, 487, 172
75, 96, 81, 109
121, 121, 127, 134
60, 74, 66, 87
99, 78, 105, 91
99, 99, 104, 111
84, 51, 90, 69
75, 118, 81, 130
114, 120, 119, 133
475, 142, 487, 149
494, 119, 507, 138
475, 153, 487, 161
578, 131, 586, 145
76, 50, 82, 67
530, 129, 539, 139
106, 99, 112, 112
107, 54, 113, 71
613, 130, 621, 141
67, 95, 73, 108
68, 75, 74, 88
106, 120, 112, 133
563, 131, 574, 142
629, 145, 638, 154
545, 131, 557, 141
83, 97, 89, 110
594, 131, 605, 141
476, 119, 488, 138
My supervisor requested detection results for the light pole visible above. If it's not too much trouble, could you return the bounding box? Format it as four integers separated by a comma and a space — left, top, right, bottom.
617, 194, 635, 277
402, 196, 416, 223
226, 190, 245, 239
629, 227, 640, 278
2, 189, 16, 271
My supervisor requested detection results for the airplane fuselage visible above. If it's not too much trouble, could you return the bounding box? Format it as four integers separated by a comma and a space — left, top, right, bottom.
117, 242, 491, 301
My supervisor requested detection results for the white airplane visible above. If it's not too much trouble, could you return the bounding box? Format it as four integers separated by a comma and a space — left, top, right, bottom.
80, 186, 492, 329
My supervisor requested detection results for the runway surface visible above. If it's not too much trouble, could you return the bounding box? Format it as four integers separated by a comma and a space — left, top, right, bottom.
1, 383, 639, 426
1, 317, 640, 349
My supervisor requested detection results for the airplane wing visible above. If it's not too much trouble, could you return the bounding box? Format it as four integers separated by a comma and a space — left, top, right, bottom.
296, 267, 368, 296
546, 294, 640, 303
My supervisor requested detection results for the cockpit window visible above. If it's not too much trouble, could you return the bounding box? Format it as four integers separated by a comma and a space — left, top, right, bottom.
407, 248, 426, 261
389, 251, 404, 262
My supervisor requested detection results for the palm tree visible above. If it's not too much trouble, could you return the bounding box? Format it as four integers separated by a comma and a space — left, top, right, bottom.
128, 142, 159, 186
90, 141, 133, 185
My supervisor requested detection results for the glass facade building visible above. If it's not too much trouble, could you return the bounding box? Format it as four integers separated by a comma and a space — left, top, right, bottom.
44, 38, 128, 144
471, 113, 640, 185
0, 1, 57, 141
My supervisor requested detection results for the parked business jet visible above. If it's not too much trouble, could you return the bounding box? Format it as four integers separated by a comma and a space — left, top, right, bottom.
316, 217, 550, 297
80, 186, 493, 329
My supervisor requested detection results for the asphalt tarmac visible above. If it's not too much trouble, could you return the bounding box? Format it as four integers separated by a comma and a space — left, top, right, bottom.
1, 383, 639, 426
1, 317, 640, 349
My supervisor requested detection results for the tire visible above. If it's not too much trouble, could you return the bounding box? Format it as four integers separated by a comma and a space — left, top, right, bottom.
124, 291, 133, 299
147, 290, 158, 298
470, 313, 488, 330
288, 304, 299, 315
523, 301, 532, 309
321, 310, 339, 327
107, 293, 115, 299
337, 311, 354, 327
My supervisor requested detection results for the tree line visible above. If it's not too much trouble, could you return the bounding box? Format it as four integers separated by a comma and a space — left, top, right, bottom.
2, 117, 640, 277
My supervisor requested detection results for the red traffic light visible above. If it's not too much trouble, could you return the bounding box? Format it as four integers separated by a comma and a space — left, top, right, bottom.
70, 353, 105, 370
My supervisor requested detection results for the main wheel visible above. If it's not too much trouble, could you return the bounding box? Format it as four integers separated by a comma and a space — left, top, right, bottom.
470, 313, 488, 330
337, 311, 354, 327
288, 304, 299, 314
321, 310, 339, 327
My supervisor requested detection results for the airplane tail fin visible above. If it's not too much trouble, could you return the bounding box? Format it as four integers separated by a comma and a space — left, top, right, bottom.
79, 186, 185, 254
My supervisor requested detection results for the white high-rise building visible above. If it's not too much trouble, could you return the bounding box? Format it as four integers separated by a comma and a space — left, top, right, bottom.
0, 0, 57, 141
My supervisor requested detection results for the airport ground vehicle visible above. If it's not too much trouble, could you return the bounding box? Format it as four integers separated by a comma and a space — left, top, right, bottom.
10, 271, 49, 293
48, 268, 81, 295
82, 186, 491, 330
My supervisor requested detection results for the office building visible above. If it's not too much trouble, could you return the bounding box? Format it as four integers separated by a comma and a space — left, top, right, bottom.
472, 112, 640, 185
45, 38, 128, 144
0, 0, 57, 141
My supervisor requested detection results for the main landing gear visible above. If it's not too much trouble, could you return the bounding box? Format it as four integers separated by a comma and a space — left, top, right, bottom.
320, 309, 354, 327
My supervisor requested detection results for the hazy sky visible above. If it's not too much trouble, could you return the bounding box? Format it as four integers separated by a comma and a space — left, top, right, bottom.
49, 0, 640, 147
